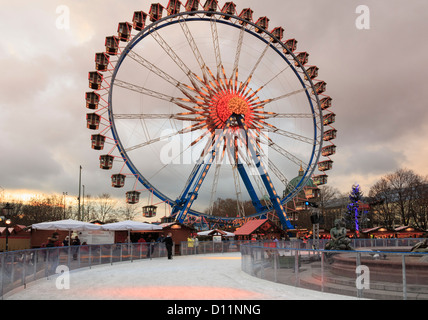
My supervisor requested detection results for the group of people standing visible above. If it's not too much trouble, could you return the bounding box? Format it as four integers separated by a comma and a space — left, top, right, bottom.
45, 232, 81, 247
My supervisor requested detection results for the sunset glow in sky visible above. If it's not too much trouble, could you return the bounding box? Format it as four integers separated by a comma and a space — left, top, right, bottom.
1, 0, 427, 211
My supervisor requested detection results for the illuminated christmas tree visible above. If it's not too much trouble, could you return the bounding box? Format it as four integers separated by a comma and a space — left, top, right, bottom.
345, 184, 367, 236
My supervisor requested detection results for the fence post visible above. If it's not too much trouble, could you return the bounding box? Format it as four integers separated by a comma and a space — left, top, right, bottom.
294, 249, 300, 287
321, 251, 325, 292
273, 249, 278, 283
0, 254, 4, 299
356, 252, 363, 298
89, 245, 92, 269
402, 254, 407, 300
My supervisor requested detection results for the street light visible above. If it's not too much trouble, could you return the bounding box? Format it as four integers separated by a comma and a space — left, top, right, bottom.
2, 203, 13, 252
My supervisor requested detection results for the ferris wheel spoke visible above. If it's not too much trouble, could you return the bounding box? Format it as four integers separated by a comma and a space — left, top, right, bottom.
249, 64, 291, 97
178, 17, 212, 84
114, 79, 203, 112
266, 137, 308, 168
208, 141, 227, 216
244, 135, 291, 188
124, 122, 205, 152
210, 17, 228, 84
250, 87, 308, 108
238, 41, 271, 94
256, 112, 313, 119
267, 158, 290, 188
259, 121, 316, 145
230, 26, 245, 88
149, 28, 206, 92
113, 113, 203, 121
126, 50, 200, 99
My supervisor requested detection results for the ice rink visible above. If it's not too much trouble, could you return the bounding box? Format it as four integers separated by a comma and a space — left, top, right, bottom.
4, 252, 359, 300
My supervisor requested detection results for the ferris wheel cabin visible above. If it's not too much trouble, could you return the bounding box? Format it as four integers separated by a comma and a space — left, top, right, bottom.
111, 174, 126, 188
100, 154, 114, 170
167, 0, 182, 15
318, 160, 333, 172
203, 0, 218, 16
133, 11, 148, 31
284, 39, 298, 53
314, 81, 327, 94
320, 96, 332, 110
271, 27, 284, 43
221, 2, 236, 19
95, 53, 110, 72
143, 205, 157, 218
238, 8, 253, 25
305, 66, 319, 80
323, 112, 336, 126
91, 134, 106, 150
118, 22, 132, 42
105, 36, 119, 55
88, 72, 103, 90
322, 145, 336, 157
313, 175, 328, 186
86, 113, 101, 130
149, 3, 165, 22
255, 17, 269, 33
185, 0, 200, 15
323, 129, 337, 141
295, 52, 309, 66
126, 191, 141, 204
85, 92, 100, 110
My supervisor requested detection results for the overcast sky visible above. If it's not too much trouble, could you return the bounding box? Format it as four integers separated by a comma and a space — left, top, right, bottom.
1, 0, 427, 208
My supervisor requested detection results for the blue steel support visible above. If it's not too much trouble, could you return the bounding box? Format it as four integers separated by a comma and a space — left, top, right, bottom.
173, 120, 233, 223
236, 163, 265, 213
236, 116, 294, 230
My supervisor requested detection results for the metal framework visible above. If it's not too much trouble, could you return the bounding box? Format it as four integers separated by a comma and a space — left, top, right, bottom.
85, 1, 336, 230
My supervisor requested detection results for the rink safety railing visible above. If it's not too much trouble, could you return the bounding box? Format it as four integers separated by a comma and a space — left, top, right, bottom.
238, 238, 428, 300
0, 242, 170, 299
1, 238, 427, 299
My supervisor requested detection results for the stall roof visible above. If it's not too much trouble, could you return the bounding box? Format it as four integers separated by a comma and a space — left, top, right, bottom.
101, 220, 162, 231
31, 219, 104, 231
234, 219, 268, 236
197, 229, 235, 237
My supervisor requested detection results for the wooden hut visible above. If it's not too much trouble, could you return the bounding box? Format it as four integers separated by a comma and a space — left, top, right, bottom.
159, 222, 196, 254
234, 219, 286, 240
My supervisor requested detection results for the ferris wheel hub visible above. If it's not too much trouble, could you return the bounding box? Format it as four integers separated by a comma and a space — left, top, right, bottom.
210, 90, 252, 129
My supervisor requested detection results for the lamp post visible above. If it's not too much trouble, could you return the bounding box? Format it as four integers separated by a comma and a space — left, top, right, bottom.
63, 192, 68, 219
2, 203, 14, 252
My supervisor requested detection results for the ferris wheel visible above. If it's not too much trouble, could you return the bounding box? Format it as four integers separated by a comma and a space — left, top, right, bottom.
85, 0, 337, 230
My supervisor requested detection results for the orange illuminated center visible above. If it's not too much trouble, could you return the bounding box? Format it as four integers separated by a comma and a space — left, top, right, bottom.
215, 93, 249, 123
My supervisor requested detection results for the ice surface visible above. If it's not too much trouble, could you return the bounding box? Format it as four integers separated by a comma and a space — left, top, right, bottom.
5, 252, 359, 300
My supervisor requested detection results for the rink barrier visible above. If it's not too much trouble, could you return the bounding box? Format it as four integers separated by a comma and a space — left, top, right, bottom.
1, 238, 427, 299
240, 238, 428, 300
0, 242, 169, 299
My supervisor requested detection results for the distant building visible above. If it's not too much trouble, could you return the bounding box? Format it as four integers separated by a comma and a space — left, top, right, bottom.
283, 166, 320, 229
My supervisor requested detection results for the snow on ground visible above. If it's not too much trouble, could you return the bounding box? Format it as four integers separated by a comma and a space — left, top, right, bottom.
5, 252, 359, 300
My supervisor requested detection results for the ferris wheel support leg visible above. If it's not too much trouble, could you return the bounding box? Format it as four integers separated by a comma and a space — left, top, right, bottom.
175, 160, 213, 223
173, 119, 234, 223
236, 115, 294, 230
236, 163, 265, 213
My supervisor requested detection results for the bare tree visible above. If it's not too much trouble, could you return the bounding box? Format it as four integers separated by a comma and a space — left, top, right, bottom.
369, 168, 427, 228
119, 203, 139, 220
95, 193, 118, 223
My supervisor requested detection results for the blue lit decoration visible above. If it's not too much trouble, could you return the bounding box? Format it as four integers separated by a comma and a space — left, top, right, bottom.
346, 184, 366, 236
